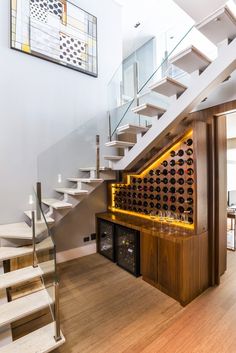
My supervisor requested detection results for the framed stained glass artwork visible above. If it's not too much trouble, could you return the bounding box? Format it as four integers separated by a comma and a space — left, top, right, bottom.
11, 0, 98, 77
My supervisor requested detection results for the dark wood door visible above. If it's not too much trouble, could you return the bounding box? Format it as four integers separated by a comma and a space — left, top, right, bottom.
141, 232, 158, 285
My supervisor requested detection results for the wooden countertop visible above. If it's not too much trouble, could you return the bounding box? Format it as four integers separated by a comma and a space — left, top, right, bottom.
96, 212, 195, 241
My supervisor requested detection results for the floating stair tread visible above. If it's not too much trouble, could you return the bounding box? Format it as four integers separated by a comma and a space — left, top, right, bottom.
196, 5, 236, 44
105, 141, 135, 148
132, 103, 166, 117
0, 238, 54, 261
170, 45, 212, 73
150, 76, 187, 96
0, 322, 65, 353
79, 166, 111, 171
67, 178, 103, 183
0, 287, 54, 327
24, 211, 55, 225
42, 198, 72, 210
54, 188, 88, 195
0, 260, 54, 290
0, 222, 32, 240
117, 124, 149, 134
104, 155, 123, 161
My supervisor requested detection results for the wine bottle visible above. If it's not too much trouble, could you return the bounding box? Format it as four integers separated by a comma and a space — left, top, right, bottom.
156, 203, 161, 209
161, 178, 168, 184
184, 207, 193, 215
143, 201, 148, 208
161, 160, 168, 167
177, 168, 184, 176
137, 200, 142, 206
149, 194, 155, 200
186, 197, 193, 205
132, 177, 136, 183
170, 150, 176, 157
186, 178, 194, 185
186, 148, 193, 156
177, 187, 185, 194
178, 197, 185, 204
148, 177, 154, 184
163, 204, 168, 210
187, 168, 194, 175
163, 195, 168, 202
149, 170, 154, 176
170, 186, 176, 193
185, 138, 193, 146
132, 185, 136, 190
133, 200, 137, 205
143, 177, 148, 184
156, 178, 161, 184
162, 186, 168, 193
170, 205, 176, 212
177, 159, 185, 166
143, 193, 148, 199
162, 169, 168, 176
156, 186, 161, 193
170, 159, 176, 167
137, 193, 142, 199
143, 185, 148, 192
170, 196, 176, 202
187, 188, 193, 195
177, 178, 184, 185
170, 178, 176, 185
150, 201, 154, 208
149, 185, 154, 192
178, 206, 184, 213
155, 169, 161, 176
156, 195, 161, 201
170, 169, 176, 175
177, 149, 184, 157
137, 185, 143, 191
186, 158, 194, 166
188, 217, 193, 224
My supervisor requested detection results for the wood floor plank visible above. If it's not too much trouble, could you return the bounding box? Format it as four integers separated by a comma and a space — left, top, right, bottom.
13, 251, 236, 353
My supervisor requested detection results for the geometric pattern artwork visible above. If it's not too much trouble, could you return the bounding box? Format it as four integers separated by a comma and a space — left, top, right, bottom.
11, 0, 98, 76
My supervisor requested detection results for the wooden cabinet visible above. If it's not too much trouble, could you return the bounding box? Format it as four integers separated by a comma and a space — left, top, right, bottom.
141, 232, 158, 285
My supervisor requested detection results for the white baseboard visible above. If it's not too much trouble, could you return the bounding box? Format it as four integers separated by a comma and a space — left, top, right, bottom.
56, 243, 96, 263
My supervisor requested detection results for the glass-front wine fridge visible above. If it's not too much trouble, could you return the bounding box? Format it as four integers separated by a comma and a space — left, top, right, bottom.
97, 219, 115, 262
115, 225, 140, 277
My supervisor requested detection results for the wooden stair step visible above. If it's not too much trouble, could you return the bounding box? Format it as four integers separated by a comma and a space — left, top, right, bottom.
104, 155, 123, 161
196, 5, 236, 45
42, 198, 72, 210
24, 211, 55, 225
0, 287, 54, 328
170, 45, 212, 73
79, 166, 111, 171
0, 237, 54, 261
149, 76, 187, 97
131, 103, 166, 117
54, 188, 88, 196
67, 178, 103, 183
0, 223, 32, 240
117, 124, 149, 134
0, 260, 54, 290
105, 141, 135, 148
0, 322, 65, 353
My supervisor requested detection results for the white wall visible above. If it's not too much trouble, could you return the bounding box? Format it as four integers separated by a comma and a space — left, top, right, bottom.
0, 0, 122, 223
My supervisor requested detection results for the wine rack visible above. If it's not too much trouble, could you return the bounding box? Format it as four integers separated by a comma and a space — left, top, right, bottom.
110, 130, 196, 230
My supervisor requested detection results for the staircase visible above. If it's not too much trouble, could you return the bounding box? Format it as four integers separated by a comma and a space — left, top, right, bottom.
105, 4, 236, 171
0, 166, 115, 352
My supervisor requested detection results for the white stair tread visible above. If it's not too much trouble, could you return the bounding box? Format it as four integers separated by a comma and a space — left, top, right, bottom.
79, 166, 111, 171
42, 198, 72, 210
0, 237, 54, 261
67, 178, 103, 183
104, 155, 123, 161
196, 5, 236, 44
55, 188, 88, 195
24, 211, 55, 225
132, 103, 166, 117
0, 223, 32, 240
170, 45, 212, 73
105, 140, 135, 148
0, 322, 65, 353
149, 76, 187, 97
0, 260, 54, 290
117, 124, 149, 134
0, 287, 54, 327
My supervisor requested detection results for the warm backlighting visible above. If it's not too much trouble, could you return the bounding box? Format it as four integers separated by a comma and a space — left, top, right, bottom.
110, 129, 194, 230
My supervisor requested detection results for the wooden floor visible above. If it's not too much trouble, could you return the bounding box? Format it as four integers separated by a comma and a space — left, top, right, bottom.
53, 251, 236, 353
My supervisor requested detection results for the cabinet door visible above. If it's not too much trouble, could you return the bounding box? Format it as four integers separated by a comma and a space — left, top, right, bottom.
141, 232, 158, 285
97, 219, 115, 262
158, 238, 180, 298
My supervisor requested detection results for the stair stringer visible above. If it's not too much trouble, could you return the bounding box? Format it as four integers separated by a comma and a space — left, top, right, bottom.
113, 38, 236, 170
